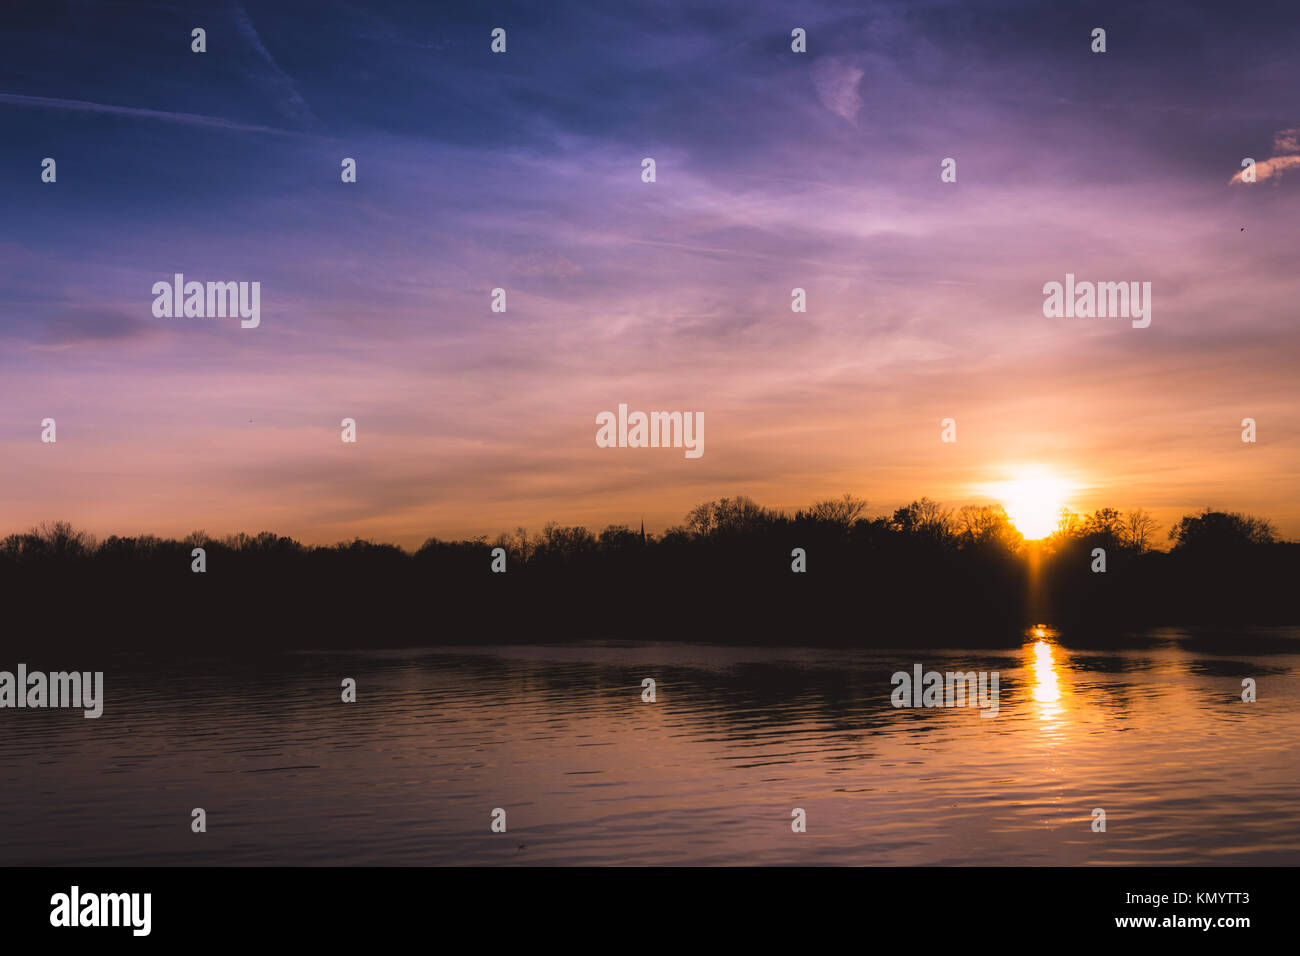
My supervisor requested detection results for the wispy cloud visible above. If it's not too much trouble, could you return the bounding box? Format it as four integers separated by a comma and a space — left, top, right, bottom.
811, 56, 865, 122
0, 92, 294, 135
32, 309, 158, 349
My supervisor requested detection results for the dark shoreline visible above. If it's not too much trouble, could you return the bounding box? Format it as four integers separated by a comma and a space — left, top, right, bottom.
5, 506, 1297, 656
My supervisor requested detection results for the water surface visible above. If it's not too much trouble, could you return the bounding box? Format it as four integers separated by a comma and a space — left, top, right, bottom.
2, 630, 1298, 865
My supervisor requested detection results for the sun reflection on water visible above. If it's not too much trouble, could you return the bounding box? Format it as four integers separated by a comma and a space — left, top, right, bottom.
1025, 629, 1069, 730
1032, 641, 1061, 703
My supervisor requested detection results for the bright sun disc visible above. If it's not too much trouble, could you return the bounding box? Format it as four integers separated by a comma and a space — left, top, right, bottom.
999, 473, 1069, 540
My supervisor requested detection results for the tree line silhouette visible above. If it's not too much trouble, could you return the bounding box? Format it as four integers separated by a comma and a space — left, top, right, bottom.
2, 495, 1295, 654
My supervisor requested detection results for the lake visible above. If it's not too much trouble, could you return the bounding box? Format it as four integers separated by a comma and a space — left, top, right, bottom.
2, 629, 1298, 865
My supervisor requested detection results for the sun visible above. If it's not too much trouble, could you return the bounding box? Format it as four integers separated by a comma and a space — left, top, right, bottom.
997, 471, 1070, 540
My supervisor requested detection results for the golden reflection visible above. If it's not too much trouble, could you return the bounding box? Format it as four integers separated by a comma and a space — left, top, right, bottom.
1024, 629, 1070, 727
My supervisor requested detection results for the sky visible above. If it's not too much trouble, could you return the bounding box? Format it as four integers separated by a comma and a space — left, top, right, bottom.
1, 0, 1298, 549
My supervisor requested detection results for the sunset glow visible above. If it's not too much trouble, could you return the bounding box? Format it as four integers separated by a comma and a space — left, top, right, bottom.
996, 472, 1072, 540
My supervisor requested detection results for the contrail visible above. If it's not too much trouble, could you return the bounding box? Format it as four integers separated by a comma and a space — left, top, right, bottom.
0, 92, 293, 135
231, 1, 322, 129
